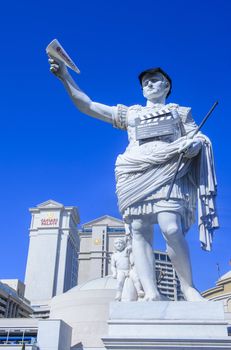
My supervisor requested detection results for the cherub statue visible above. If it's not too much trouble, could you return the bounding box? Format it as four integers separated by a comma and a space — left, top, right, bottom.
111, 238, 144, 301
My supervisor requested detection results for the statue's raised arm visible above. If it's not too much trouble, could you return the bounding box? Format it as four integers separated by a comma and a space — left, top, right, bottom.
48, 57, 116, 124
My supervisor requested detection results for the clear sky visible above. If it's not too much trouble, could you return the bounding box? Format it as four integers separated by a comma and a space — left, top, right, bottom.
0, 0, 230, 292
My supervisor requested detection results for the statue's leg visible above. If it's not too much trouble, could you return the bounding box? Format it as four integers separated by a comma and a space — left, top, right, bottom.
157, 211, 204, 301
130, 268, 145, 298
115, 271, 126, 301
130, 215, 161, 301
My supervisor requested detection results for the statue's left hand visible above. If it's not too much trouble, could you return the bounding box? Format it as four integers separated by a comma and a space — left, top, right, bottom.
182, 139, 202, 158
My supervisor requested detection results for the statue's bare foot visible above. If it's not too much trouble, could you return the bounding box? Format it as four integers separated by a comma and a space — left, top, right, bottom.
144, 290, 166, 301
182, 286, 206, 302
115, 291, 122, 301
137, 290, 145, 298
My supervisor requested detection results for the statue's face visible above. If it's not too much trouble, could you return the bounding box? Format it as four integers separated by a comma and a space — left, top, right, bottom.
114, 239, 125, 251
142, 72, 169, 101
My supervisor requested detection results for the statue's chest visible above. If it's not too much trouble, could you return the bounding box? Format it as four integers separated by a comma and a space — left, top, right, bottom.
127, 107, 182, 143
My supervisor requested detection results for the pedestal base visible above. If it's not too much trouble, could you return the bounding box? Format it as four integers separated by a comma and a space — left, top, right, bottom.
102, 301, 231, 349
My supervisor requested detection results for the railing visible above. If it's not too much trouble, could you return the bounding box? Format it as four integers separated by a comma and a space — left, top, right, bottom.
0, 335, 37, 345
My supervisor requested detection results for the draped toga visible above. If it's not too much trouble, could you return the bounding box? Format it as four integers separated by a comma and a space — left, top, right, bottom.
112, 103, 219, 251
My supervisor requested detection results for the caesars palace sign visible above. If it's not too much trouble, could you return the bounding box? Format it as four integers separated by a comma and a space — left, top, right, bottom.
41, 212, 59, 226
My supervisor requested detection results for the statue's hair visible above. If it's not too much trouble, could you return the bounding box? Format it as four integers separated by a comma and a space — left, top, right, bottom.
138, 67, 172, 97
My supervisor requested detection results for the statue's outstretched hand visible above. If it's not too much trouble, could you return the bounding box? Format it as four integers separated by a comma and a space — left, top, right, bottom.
48, 57, 68, 79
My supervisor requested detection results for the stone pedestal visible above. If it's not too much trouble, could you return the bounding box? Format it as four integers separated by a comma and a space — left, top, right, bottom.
102, 301, 231, 349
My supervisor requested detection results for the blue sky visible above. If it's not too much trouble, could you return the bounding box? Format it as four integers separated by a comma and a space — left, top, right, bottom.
0, 0, 230, 292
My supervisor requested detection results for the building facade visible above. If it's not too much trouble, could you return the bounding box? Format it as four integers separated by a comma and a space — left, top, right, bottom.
0, 280, 32, 319
0, 318, 38, 347
24, 200, 80, 317
78, 215, 183, 300
202, 270, 231, 334
154, 250, 184, 300
78, 216, 125, 284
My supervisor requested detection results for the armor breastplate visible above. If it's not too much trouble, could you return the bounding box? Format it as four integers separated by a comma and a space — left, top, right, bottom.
135, 108, 182, 143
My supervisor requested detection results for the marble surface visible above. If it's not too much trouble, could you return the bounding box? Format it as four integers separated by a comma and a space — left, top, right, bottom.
48, 56, 219, 303
102, 301, 231, 349
109, 300, 225, 320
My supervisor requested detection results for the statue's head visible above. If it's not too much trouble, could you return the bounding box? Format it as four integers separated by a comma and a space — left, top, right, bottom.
114, 238, 126, 252
138, 67, 172, 101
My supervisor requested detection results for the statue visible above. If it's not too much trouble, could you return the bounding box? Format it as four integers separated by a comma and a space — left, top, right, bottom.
48, 55, 219, 302
111, 237, 144, 301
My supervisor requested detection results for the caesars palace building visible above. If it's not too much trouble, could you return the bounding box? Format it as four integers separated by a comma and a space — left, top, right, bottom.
0, 200, 230, 349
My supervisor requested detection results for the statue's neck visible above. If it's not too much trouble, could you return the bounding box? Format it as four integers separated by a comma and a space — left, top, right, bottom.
146, 96, 166, 107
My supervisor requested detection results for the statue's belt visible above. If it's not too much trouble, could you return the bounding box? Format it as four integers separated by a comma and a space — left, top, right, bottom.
135, 111, 181, 142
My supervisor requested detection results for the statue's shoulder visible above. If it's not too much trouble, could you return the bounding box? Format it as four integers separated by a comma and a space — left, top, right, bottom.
178, 106, 192, 123
167, 102, 179, 110
127, 104, 143, 112
167, 103, 192, 123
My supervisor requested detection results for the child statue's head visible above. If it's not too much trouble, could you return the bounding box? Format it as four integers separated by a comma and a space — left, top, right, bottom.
114, 238, 126, 252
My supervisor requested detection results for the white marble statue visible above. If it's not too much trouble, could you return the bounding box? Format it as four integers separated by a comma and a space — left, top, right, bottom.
111, 238, 144, 301
48, 58, 218, 302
